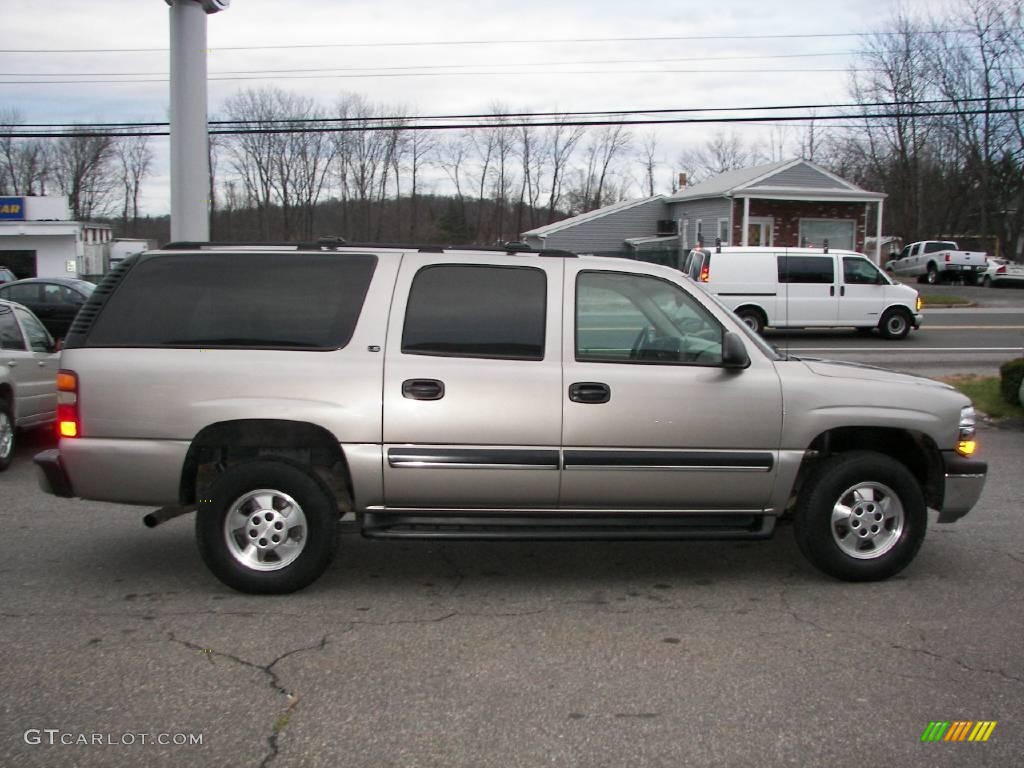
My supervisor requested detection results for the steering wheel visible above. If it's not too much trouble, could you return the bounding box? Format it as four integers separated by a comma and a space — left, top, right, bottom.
629, 326, 652, 360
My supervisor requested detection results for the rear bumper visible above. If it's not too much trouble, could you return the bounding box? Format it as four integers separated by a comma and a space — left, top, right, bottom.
937, 451, 988, 523
34, 448, 74, 498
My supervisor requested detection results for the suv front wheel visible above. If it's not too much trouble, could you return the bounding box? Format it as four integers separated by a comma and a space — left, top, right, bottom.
794, 451, 926, 581
196, 460, 338, 593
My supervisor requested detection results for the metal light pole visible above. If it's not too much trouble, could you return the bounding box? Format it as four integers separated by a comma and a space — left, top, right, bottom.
165, 0, 229, 242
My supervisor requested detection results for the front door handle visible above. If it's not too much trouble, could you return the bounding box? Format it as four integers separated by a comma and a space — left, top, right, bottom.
402, 378, 445, 401
569, 382, 611, 404
830, 285, 835, 296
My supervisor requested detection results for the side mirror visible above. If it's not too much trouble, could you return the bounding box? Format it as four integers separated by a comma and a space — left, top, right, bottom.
722, 332, 750, 370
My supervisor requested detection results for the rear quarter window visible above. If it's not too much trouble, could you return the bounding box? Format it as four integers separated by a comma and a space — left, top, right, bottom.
84, 252, 377, 349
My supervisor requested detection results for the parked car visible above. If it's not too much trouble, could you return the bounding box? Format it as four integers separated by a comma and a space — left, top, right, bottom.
989, 260, 1024, 288
887, 240, 988, 285
980, 258, 1009, 287
0, 299, 58, 470
33, 242, 988, 593
0, 277, 95, 340
0, 267, 16, 284
680, 245, 922, 339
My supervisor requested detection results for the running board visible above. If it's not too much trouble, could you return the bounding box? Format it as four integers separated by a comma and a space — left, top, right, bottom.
362, 510, 775, 541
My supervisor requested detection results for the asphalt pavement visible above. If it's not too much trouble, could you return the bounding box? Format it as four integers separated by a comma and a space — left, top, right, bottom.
2, 418, 1023, 768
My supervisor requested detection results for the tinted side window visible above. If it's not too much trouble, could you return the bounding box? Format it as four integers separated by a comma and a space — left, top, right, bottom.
0, 306, 25, 350
14, 307, 52, 352
778, 256, 835, 284
6, 284, 41, 303
86, 253, 377, 349
402, 265, 546, 360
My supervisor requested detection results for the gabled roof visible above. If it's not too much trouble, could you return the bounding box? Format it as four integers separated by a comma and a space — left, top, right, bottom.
522, 194, 665, 237
666, 158, 883, 202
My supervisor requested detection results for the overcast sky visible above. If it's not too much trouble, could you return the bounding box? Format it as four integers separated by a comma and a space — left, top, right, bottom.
3, 0, 950, 215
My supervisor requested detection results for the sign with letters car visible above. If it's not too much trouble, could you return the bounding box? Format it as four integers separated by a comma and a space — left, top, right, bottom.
0, 197, 26, 220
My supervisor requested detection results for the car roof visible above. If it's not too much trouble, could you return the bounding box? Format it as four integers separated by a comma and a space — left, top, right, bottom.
0, 277, 93, 287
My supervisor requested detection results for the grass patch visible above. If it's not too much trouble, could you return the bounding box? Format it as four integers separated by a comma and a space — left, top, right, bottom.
921, 293, 972, 307
939, 374, 1024, 418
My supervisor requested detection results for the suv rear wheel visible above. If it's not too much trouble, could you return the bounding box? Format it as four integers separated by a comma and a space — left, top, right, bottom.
794, 451, 926, 581
196, 460, 338, 593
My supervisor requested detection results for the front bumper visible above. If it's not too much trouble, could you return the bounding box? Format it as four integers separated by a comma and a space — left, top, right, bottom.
937, 451, 987, 523
912, 313, 923, 329
34, 448, 74, 498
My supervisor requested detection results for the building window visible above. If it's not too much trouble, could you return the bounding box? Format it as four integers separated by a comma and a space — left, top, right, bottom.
799, 219, 855, 251
718, 218, 730, 245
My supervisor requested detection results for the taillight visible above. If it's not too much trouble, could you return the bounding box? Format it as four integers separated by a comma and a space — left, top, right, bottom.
945, 254, 951, 262
699, 264, 710, 282
997, 265, 1006, 274
56, 369, 80, 438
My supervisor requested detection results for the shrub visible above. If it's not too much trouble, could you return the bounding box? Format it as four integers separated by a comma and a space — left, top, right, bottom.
999, 357, 1024, 405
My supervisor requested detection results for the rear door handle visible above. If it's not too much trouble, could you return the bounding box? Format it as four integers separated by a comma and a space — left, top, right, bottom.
569, 382, 611, 404
830, 285, 835, 296
402, 379, 445, 401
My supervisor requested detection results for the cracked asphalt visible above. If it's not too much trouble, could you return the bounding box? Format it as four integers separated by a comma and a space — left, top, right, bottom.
2, 425, 1022, 768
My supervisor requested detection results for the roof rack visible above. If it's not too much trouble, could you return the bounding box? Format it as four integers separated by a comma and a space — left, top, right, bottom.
159, 239, 578, 257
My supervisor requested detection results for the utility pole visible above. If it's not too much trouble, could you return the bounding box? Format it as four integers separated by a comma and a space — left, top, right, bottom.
165, 0, 229, 242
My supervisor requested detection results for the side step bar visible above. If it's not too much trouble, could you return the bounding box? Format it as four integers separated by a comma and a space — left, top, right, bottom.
362, 511, 775, 541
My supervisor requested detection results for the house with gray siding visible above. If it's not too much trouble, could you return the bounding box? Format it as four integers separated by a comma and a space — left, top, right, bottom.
521, 195, 675, 264
522, 159, 888, 265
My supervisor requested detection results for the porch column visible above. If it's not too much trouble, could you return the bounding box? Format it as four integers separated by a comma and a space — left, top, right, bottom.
741, 196, 750, 246
875, 199, 884, 263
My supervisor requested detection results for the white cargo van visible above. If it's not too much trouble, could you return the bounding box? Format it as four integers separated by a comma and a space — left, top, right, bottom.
681, 246, 922, 339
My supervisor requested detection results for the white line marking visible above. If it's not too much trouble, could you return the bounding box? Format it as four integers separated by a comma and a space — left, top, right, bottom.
784, 347, 1023, 353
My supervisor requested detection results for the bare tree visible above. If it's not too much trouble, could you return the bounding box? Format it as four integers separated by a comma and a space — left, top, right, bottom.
0, 108, 50, 196
51, 128, 117, 220
544, 119, 586, 223
638, 131, 660, 197
677, 130, 763, 184
116, 133, 153, 230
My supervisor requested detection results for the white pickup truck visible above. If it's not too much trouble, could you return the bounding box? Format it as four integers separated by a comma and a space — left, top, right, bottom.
886, 240, 988, 285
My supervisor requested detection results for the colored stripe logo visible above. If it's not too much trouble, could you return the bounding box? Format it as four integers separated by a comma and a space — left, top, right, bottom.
921, 721, 996, 742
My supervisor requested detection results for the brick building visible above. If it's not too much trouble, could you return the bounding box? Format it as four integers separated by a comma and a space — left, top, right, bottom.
522, 159, 887, 264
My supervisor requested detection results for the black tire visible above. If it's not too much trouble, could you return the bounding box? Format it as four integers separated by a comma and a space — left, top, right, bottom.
794, 451, 926, 581
982, 275, 991, 287
735, 307, 766, 335
196, 460, 338, 594
0, 398, 14, 472
878, 308, 911, 340
926, 264, 939, 285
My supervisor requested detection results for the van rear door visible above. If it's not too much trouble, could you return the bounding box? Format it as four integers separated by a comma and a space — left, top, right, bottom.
776, 253, 839, 327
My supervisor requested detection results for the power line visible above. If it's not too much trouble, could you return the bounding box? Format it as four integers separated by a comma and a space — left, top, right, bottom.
5, 107, 1020, 139
0, 51, 863, 78
0, 67, 891, 86
0, 29, 972, 54
9, 97, 1015, 130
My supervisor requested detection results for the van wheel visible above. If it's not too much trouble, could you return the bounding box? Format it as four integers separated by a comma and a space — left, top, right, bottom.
196, 460, 338, 594
0, 399, 14, 471
794, 451, 926, 581
878, 308, 911, 340
735, 308, 766, 335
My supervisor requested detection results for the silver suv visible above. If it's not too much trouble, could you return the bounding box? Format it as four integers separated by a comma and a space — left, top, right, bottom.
35, 242, 987, 593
